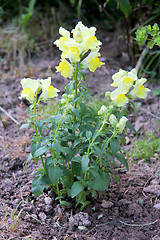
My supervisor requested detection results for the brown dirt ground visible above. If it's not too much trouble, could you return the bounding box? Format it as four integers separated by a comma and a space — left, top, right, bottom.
0, 34, 160, 240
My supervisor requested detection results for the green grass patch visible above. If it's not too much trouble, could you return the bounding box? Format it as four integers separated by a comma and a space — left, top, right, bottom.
127, 132, 160, 162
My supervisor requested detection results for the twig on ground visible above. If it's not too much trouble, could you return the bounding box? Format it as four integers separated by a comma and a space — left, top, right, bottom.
119, 219, 159, 227
140, 107, 160, 119
0, 106, 19, 125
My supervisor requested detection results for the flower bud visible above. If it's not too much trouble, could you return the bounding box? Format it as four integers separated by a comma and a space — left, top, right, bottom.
109, 114, 117, 125
98, 105, 107, 116
116, 116, 128, 133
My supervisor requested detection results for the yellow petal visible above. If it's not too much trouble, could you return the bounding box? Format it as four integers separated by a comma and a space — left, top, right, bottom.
86, 36, 101, 49
88, 57, 104, 72
123, 77, 134, 86
56, 61, 73, 78
116, 93, 128, 107
21, 88, 34, 102
137, 85, 150, 98
47, 86, 58, 98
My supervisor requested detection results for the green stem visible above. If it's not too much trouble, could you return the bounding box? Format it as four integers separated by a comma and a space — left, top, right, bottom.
87, 120, 106, 155
71, 161, 74, 182
74, 62, 79, 109
33, 92, 38, 138
54, 111, 66, 137
56, 183, 61, 199
40, 156, 45, 169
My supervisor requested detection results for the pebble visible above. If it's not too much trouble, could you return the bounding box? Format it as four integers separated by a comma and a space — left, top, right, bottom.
39, 212, 47, 221
45, 196, 53, 206
69, 212, 91, 227
143, 185, 160, 196
101, 200, 114, 208
153, 203, 160, 210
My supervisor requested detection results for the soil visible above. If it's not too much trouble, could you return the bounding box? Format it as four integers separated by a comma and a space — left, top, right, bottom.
0, 32, 160, 240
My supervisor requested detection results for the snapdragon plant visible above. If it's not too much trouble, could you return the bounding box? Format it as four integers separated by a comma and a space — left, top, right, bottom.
20, 22, 150, 210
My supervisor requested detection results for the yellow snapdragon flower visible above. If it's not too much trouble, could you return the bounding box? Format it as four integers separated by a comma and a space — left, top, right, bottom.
54, 21, 104, 73
130, 78, 151, 99
71, 21, 96, 43
56, 59, 74, 78
86, 36, 101, 50
110, 88, 129, 107
40, 77, 60, 101
20, 78, 41, 103
54, 27, 71, 52
81, 51, 104, 72
62, 46, 80, 62
111, 68, 137, 91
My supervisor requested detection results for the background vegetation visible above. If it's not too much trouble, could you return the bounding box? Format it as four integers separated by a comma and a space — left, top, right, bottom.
0, 0, 160, 82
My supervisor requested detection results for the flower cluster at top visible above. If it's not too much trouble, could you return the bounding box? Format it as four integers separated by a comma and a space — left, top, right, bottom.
20, 77, 60, 103
106, 68, 151, 107
54, 21, 105, 78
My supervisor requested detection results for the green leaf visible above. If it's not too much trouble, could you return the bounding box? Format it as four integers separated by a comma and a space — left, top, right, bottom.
61, 147, 73, 156
115, 153, 128, 169
119, 0, 131, 18
20, 123, 29, 130
60, 201, 70, 207
44, 156, 53, 173
30, 142, 41, 157
92, 130, 100, 140
106, 153, 116, 166
79, 101, 87, 114
71, 181, 84, 198
22, 13, 32, 28
34, 146, 47, 158
73, 162, 82, 176
147, 40, 155, 49
153, 87, 160, 96
89, 168, 110, 191
24, 153, 32, 171
35, 119, 43, 135
62, 175, 73, 189
72, 139, 81, 149
48, 165, 62, 185
71, 107, 80, 119
32, 174, 51, 196
110, 139, 120, 153
54, 139, 61, 156
86, 131, 92, 139
126, 122, 136, 133
81, 155, 89, 173
71, 156, 82, 162
93, 145, 102, 159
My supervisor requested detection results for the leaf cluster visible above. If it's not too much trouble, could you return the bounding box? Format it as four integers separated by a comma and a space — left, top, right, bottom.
135, 23, 160, 49
23, 81, 129, 209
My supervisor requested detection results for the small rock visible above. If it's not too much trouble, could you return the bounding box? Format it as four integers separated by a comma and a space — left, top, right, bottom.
143, 185, 160, 197
152, 235, 160, 240
45, 205, 53, 213
150, 179, 159, 185
78, 226, 87, 230
153, 203, 160, 210
45, 197, 53, 206
127, 203, 142, 217
118, 199, 131, 206
101, 200, 114, 208
69, 212, 91, 227
38, 212, 47, 221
